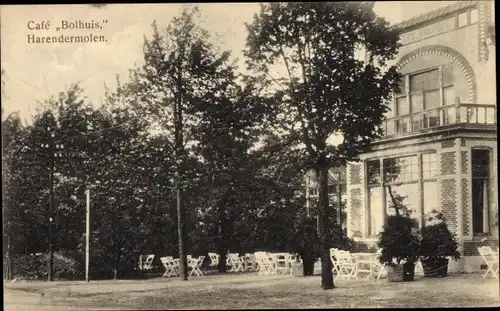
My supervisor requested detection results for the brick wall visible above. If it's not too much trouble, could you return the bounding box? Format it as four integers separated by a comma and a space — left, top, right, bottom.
349, 165, 361, 185
461, 151, 468, 174
462, 178, 470, 236
349, 188, 362, 235
441, 179, 457, 233
441, 140, 456, 148
464, 239, 500, 256
440, 152, 456, 175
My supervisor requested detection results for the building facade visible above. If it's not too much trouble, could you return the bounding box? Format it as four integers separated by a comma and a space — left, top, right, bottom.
343, 1, 497, 272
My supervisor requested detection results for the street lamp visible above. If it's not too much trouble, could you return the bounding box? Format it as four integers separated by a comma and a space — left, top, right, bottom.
42, 126, 64, 282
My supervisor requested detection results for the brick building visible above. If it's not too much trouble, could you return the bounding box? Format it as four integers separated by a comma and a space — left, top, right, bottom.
340, 1, 497, 272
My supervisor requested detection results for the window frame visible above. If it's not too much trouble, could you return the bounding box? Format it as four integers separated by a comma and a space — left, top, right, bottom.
471, 148, 492, 236
365, 151, 437, 238
391, 64, 454, 134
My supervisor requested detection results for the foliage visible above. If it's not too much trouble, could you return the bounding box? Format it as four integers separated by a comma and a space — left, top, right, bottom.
377, 193, 420, 266
419, 210, 460, 261
245, 2, 402, 288
11, 252, 83, 280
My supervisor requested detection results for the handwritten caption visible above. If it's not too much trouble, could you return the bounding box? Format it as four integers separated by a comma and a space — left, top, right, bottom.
27, 20, 109, 44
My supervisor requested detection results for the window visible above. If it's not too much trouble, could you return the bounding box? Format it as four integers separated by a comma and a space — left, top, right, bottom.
472, 149, 491, 234
306, 169, 347, 229
383, 155, 419, 184
458, 12, 468, 27
422, 153, 437, 179
470, 9, 478, 24
369, 187, 384, 236
366, 153, 436, 236
367, 160, 381, 185
391, 65, 454, 133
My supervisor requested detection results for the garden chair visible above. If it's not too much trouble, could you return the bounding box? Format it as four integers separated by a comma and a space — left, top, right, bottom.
478, 246, 499, 280
228, 253, 245, 272
255, 252, 274, 275
138, 254, 155, 271
160, 256, 179, 278
415, 259, 424, 276
330, 248, 341, 275
245, 253, 257, 271
275, 253, 291, 275
313, 258, 322, 275
335, 250, 357, 280
375, 249, 387, 280
208, 252, 219, 268
188, 255, 205, 277
254, 251, 267, 273
284, 253, 298, 275
354, 253, 377, 280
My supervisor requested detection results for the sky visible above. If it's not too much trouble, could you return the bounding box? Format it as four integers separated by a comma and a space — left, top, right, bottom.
1, 2, 459, 122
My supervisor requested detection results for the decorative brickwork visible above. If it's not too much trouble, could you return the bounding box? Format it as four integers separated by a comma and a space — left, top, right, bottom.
461, 151, 468, 174
441, 179, 457, 233
462, 179, 470, 236
349, 165, 361, 185
461, 139, 466, 147
396, 45, 477, 104
478, 1, 490, 62
464, 240, 499, 256
349, 188, 362, 235
441, 152, 457, 175
441, 140, 456, 148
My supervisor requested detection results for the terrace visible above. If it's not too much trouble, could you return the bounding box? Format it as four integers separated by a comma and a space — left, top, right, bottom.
382, 98, 496, 138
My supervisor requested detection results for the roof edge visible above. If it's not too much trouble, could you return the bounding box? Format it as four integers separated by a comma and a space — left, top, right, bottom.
390, 1, 477, 31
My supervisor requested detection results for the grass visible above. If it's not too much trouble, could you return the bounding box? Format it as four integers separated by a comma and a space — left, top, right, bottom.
4, 273, 499, 310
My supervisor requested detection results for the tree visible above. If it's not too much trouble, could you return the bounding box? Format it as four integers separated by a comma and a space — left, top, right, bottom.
245, 2, 401, 289
121, 7, 234, 279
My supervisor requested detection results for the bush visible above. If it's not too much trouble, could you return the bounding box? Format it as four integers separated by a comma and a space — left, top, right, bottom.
377, 191, 420, 266
11, 252, 84, 280
420, 210, 460, 261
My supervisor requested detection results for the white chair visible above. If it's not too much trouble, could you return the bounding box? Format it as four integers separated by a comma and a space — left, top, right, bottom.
355, 254, 377, 280
245, 253, 257, 271
330, 248, 341, 275
375, 249, 387, 280
188, 255, 205, 276
139, 254, 155, 271
228, 253, 245, 272
208, 252, 219, 268
313, 258, 322, 275
275, 253, 291, 275
255, 252, 274, 275
335, 250, 357, 280
478, 246, 499, 280
415, 259, 424, 276
160, 256, 179, 277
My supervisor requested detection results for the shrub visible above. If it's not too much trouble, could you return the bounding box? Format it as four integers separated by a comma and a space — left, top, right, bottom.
377, 191, 420, 266
420, 210, 460, 261
11, 252, 84, 280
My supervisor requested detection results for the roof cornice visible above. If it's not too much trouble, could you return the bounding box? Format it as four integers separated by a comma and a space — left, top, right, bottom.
390, 1, 477, 31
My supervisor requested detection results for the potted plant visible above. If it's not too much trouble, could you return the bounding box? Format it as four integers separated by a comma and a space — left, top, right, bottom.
419, 209, 460, 278
377, 191, 420, 282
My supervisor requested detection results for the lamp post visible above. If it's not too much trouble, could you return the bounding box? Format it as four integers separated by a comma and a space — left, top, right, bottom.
42, 126, 63, 282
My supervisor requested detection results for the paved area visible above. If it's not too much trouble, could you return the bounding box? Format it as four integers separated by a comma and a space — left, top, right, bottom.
4, 273, 499, 310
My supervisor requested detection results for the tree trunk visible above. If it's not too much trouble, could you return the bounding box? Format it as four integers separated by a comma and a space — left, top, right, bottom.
217, 205, 228, 273
316, 165, 335, 290
174, 65, 188, 281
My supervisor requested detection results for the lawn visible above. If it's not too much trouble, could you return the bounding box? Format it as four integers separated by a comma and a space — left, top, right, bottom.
4, 273, 499, 310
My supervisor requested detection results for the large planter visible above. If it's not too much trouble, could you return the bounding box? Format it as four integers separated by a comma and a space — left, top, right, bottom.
422, 257, 449, 278
387, 262, 415, 282
301, 255, 316, 276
